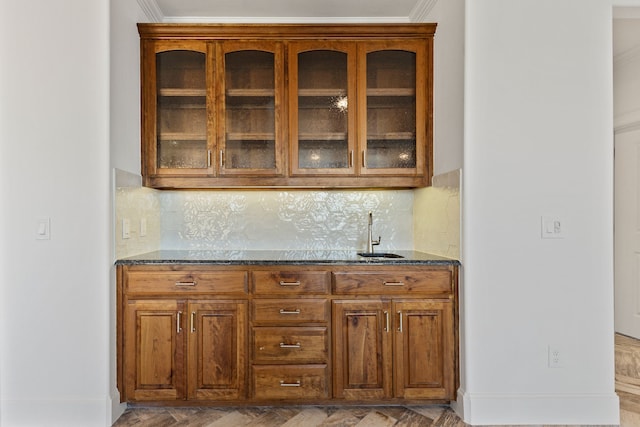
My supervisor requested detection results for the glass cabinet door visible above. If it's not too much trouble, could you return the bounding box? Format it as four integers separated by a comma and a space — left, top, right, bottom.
358, 42, 426, 175
219, 43, 283, 176
289, 43, 356, 175
153, 42, 212, 174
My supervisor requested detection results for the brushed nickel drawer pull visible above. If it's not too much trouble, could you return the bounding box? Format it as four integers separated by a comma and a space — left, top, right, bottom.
384, 310, 389, 332
279, 342, 301, 348
398, 311, 403, 333
176, 311, 182, 334
383, 281, 405, 286
279, 281, 301, 287
190, 312, 196, 333
280, 380, 301, 387
175, 281, 196, 287
279, 309, 301, 315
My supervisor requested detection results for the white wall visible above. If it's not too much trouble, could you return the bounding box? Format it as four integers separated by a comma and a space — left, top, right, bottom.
0, 0, 112, 426
460, 0, 618, 424
110, 0, 149, 423
427, 0, 465, 174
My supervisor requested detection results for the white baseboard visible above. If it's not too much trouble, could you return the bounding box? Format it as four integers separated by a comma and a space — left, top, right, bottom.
1, 397, 112, 427
456, 389, 620, 425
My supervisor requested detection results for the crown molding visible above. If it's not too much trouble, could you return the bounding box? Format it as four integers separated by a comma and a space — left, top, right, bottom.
409, 0, 438, 22
161, 16, 411, 24
137, 0, 164, 22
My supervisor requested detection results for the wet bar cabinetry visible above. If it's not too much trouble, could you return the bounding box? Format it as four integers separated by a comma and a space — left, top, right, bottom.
139, 24, 435, 188
116, 262, 458, 405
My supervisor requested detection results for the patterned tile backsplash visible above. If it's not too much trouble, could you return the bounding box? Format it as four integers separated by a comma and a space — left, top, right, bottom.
114, 168, 460, 259
160, 190, 413, 251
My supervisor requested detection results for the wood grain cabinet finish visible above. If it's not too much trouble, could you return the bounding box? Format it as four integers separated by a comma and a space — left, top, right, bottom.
138, 24, 435, 189
117, 263, 457, 405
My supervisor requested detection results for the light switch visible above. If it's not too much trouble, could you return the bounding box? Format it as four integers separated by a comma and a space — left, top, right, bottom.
122, 218, 131, 239
36, 217, 50, 240
140, 218, 147, 237
541, 216, 565, 239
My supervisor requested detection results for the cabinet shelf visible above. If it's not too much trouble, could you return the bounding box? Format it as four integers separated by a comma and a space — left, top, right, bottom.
298, 133, 347, 141
226, 132, 275, 141
159, 88, 207, 97
367, 88, 415, 97
298, 89, 347, 97
226, 88, 275, 97
367, 132, 415, 141
159, 133, 207, 141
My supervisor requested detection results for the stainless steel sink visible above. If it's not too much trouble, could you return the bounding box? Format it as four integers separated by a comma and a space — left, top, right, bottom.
357, 252, 404, 259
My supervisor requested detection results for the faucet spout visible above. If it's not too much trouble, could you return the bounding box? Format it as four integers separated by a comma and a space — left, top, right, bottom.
367, 211, 381, 253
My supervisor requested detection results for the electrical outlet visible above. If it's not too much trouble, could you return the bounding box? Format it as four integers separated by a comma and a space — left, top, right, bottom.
548, 346, 563, 368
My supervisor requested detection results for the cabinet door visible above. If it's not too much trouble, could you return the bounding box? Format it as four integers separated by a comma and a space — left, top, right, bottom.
332, 300, 392, 399
124, 300, 186, 401
218, 42, 284, 176
289, 42, 357, 175
393, 300, 455, 399
358, 41, 427, 176
187, 301, 247, 400
142, 40, 215, 177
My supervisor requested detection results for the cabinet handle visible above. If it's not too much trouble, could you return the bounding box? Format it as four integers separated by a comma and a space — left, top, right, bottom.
384, 310, 389, 332
175, 281, 196, 287
362, 150, 366, 168
190, 311, 196, 333
279, 342, 301, 348
279, 308, 301, 315
279, 380, 301, 387
383, 281, 405, 286
279, 281, 301, 287
397, 311, 403, 333
220, 149, 224, 168
176, 311, 183, 334
207, 150, 211, 168
349, 150, 354, 168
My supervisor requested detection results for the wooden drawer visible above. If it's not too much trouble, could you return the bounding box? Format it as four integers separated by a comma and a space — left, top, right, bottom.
252, 365, 328, 400
333, 269, 452, 295
252, 299, 328, 323
125, 269, 248, 294
253, 327, 328, 363
253, 271, 330, 295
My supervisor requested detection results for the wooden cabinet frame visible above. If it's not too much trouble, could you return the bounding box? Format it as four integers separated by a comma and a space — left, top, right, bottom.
117, 263, 457, 405
138, 24, 436, 189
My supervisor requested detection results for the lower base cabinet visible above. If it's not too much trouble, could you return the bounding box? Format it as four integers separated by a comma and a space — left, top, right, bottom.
123, 299, 247, 401
117, 264, 458, 405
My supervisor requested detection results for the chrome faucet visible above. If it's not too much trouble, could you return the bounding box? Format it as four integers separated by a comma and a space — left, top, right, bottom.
366, 211, 381, 253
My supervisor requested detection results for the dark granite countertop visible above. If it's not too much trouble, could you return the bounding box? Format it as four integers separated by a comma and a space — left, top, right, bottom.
116, 250, 459, 266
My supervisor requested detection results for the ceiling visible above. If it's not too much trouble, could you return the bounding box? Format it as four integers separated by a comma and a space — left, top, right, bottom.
138, 0, 437, 23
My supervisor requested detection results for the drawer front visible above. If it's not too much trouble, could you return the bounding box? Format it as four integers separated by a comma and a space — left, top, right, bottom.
252, 365, 328, 400
253, 327, 328, 363
126, 270, 248, 294
253, 271, 330, 295
333, 269, 452, 295
252, 299, 328, 323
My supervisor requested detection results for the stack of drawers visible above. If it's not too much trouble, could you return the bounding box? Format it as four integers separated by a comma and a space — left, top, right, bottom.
251, 269, 330, 399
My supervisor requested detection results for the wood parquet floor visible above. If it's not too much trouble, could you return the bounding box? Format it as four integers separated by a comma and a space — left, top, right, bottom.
112, 405, 464, 427
113, 333, 640, 426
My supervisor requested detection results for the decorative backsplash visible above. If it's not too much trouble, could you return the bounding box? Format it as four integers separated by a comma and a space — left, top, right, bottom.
114, 168, 460, 260
160, 189, 413, 251
413, 169, 461, 259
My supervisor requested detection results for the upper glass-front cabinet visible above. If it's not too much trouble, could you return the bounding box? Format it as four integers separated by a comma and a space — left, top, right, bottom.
148, 41, 213, 176
358, 42, 426, 176
219, 43, 284, 176
139, 24, 435, 188
289, 43, 356, 175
